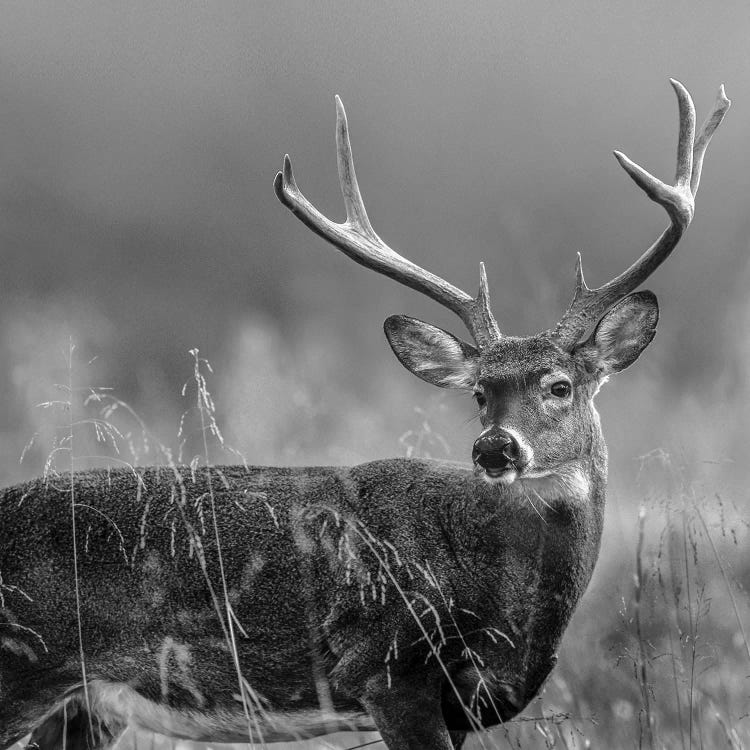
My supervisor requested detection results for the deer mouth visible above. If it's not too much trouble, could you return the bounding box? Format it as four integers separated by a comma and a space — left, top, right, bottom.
476, 459, 567, 487
474, 464, 520, 486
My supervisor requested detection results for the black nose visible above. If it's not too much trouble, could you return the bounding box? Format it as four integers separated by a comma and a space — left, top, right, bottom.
472, 429, 520, 471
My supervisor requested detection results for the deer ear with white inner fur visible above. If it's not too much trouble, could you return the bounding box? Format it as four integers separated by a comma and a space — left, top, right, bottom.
384, 315, 479, 389
576, 291, 659, 376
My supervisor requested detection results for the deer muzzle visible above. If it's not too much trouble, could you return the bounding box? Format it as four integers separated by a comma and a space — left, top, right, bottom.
472, 427, 523, 478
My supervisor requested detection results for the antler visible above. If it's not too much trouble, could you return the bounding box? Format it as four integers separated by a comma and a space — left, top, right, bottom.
274, 96, 501, 348
552, 80, 730, 349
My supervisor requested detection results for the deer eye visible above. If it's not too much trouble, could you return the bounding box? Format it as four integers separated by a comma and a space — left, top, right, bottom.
474, 392, 487, 408
550, 381, 572, 398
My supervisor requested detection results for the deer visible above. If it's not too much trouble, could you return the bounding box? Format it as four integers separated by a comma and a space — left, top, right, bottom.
0, 80, 729, 750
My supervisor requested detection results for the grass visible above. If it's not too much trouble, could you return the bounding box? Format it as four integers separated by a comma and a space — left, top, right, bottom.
487, 487, 749, 750
6, 344, 750, 750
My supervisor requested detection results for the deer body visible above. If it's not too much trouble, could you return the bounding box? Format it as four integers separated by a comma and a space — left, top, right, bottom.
1, 451, 604, 748
0, 82, 729, 749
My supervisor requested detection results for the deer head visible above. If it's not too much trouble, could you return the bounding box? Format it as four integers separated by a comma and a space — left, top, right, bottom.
275, 81, 729, 488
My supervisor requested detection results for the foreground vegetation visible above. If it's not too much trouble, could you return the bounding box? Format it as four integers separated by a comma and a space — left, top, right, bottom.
8, 348, 749, 750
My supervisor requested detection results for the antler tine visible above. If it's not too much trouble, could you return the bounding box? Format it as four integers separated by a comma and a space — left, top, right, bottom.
691, 83, 731, 196
274, 97, 501, 348
334, 95, 376, 238
552, 81, 730, 349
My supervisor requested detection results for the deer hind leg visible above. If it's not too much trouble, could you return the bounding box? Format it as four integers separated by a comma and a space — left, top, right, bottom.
26, 683, 125, 750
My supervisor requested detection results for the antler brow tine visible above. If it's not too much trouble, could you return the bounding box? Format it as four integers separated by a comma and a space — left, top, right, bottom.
274, 97, 501, 348
552, 80, 730, 349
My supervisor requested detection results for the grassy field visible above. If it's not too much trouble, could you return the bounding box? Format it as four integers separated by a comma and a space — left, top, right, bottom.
14, 489, 743, 750
118, 492, 749, 750
7, 349, 749, 750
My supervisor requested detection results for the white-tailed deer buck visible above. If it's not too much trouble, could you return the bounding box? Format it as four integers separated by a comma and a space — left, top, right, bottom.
0, 80, 729, 750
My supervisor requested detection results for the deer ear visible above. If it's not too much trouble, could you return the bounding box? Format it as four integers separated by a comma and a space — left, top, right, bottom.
577, 291, 659, 376
384, 315, 479, 389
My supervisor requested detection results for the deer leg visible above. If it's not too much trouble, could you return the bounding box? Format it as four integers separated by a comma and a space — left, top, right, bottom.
26, 685, 125, 750
449, 730, 468, 748
361, 673, 454, 750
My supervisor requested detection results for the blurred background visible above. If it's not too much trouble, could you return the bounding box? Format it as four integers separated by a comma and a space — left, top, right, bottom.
0, 0, 746, 493
0, 2, 748, 747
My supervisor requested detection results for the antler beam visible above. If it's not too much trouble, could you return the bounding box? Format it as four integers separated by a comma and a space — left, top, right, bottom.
274, 96, 501, 348
552, 80, 730, 348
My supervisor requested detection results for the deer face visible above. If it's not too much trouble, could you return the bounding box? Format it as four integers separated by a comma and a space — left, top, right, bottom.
385, 291, 659, 487
470, 335, 594, 486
